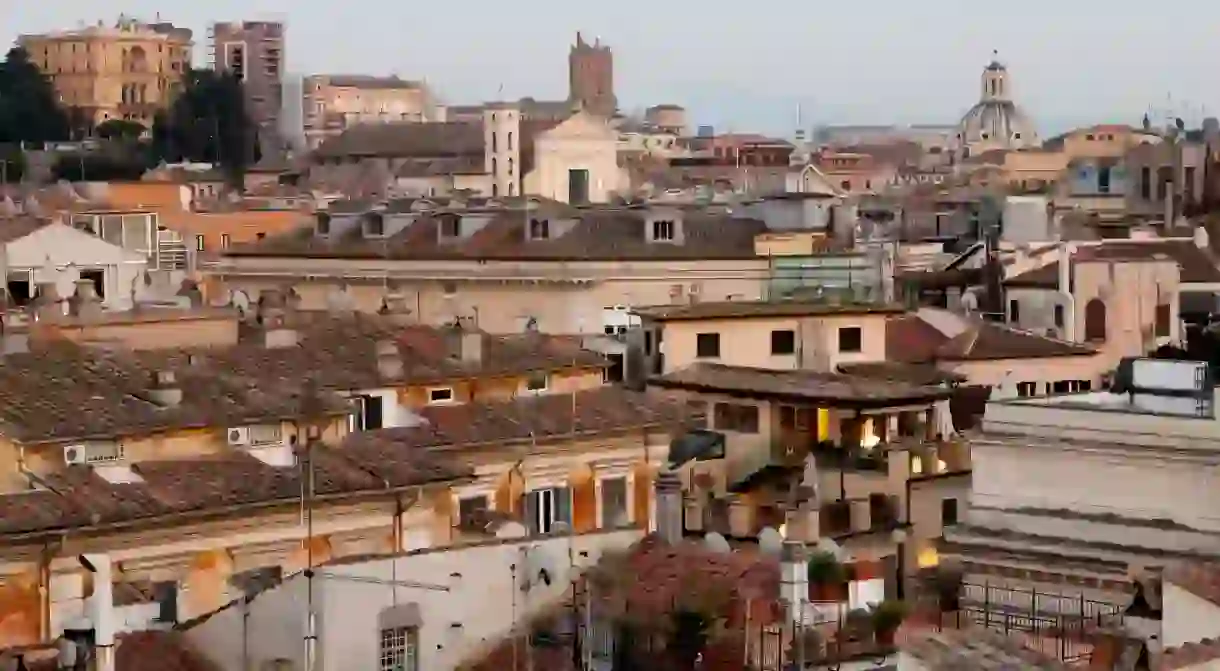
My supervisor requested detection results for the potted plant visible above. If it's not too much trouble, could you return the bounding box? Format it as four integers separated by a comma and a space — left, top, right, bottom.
870, 599, 909, 645
806, 551, 848, 602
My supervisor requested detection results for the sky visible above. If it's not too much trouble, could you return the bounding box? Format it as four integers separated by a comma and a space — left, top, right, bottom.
4, 1, 1220, 137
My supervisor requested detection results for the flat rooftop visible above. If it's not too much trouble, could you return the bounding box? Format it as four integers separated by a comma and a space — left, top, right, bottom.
996, 389, 1215, 419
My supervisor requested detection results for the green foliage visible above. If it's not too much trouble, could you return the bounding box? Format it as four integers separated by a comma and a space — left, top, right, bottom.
51, 153, 148, 182
152, 69, 257, 186
95, 119, 147, 141
0, 47, 71, 145
0, 149, 24, 182
870, 599, 909, 635
667, 609, 712, 670
806, 551, 847, 585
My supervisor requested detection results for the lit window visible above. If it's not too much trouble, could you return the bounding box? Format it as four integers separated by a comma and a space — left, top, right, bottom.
220, 234, 231, 249
195, 235, 205, 251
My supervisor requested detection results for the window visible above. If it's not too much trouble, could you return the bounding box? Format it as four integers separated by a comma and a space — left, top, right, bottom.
80, 269, 105, 299
1098, 165, 1112, 194
1052, 380, 1072, 394
524, 372, 548, 393
349, 394, 384, 432
366, 214, 385, 236
6, 271, 32, 307
1053, 304, 1065, 329
507, 131, 513, 151
695, 332, 720, 358
1157, 167, 1171, 201
652, 219, 675, 241
1008, 299, 1020, 323
1084, 299, 1107, 342
256, 232, 266, 240
1016, 382, 1037, 398
220, 234, 232, 249
379, 626, 419, 671
491, 132, 497, 152
601, 477, 629, 528
713, 402, 759, 433
1186, 166, 1197, 203
1140, 167, 1151, 199
427, 387, 454, 404
770, 329, 796, 355
941, 498, 959, 526
457, 495, 488, 526
1155, 303, 1171, 337
529, 218, 550, 239
838, 327, 862, 353
525, 486, 571, 535
440, 218, 461, 238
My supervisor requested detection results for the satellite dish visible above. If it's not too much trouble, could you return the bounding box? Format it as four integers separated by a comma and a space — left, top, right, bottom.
231, 290, 251, 314
703, 532, 731, 555
757, 527, 783, 556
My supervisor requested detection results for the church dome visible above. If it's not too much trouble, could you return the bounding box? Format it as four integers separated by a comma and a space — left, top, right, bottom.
955, 56, 1038, 154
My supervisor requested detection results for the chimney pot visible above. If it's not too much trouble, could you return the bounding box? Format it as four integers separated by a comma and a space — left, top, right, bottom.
458, 329, 483, 365
68, 279, 103, 319
654, 468, 683, 543
32, 282, 62, 322
375, 339, 404, 379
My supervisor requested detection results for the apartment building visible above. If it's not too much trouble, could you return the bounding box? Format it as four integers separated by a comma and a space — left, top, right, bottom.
18, 16, 193, 127
208, 21, 285, 154
302, 75, 436, 150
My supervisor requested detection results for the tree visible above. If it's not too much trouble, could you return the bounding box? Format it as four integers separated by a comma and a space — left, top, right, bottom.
95, 119, 146, 141
51, 153, 147, 182
153, 69, 257, 187
0, 47, 70, 145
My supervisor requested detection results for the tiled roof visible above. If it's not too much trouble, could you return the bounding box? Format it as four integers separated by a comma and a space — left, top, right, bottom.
886, 314, 951, 363
223, 207, 768, 261
935, 320, 1097, 361
649, 363, 954, 405
1163, 559, 1220, 608
14, 630, 219, 671
903, 627, 1073, 670
0, 445, 467, 537
341, 386, 699, 453
837, 361, 966, 386
314, 121, 484, 159
1160, 637, 1220, 669
632, 300, 904, 322
887, 314, 1095, 363
185, 313, 609, 392
0, 216, 53, 244
1005, 239, 1220, 287
0, 341, 352, 445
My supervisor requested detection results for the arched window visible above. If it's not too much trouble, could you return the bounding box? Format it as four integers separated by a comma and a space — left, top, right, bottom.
492, 157, 498, 175
491, 132, 497, 152
507, 132, 514, 151
1084, 299, 1107, 342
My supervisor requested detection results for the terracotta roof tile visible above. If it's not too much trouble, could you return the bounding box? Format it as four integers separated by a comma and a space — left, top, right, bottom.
886, 314, 951, 363
904, 627, 1073, 669
13, 630, 218, 671
0, 341, 351, 445
1163, 559, 1220, 608
1006, 239, 1220, 287
314, 121, 484, 159
1160, 637, 1220, 669
342, 386, 699, 454
0, 446, 468, 538
224, 207, 768, 262
651, 362, 953, 405
934, 320, 1096, 361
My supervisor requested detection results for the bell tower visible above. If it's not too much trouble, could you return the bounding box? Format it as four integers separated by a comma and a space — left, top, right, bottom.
981, 50, 1010, 102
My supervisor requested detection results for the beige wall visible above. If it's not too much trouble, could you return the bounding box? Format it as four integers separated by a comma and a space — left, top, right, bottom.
524, 113, 626, 203
214, 257, 770, 334
652, 313, 889, 374
1056, 126, 1160, 160
948, 355, 1107, 400
20, 24, 191, 126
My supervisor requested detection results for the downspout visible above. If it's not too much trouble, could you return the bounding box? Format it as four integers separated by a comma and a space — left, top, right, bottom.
1058, 243, 1077, 341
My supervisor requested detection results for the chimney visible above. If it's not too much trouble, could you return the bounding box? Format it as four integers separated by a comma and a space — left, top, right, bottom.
456, 329, 482, 365
146, 370, 183, 407
258, 290, 298, 348
67, 279, 103, 319
32, 282, 62, 322
375, 339, 404, 380
378, 292, 414, 325
81, 553, 115, 671
780, 540, 810, 624
175, 278, 204, 308
654, 468, 683, 543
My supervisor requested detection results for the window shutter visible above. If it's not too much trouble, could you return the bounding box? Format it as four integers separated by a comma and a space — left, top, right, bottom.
555, 486, 572, 526
524, 492, 539, 535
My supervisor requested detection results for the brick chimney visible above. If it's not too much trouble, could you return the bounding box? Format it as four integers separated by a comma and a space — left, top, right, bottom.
32, 282, 62, 322
258, 289, 298, 348
375, 339, 404, 380
654, 468, 683, 543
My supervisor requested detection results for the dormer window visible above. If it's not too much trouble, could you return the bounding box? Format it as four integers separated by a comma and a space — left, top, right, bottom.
440, 217, 461, 239
366, 213, 385, 236
652, 220, 675, 241
316, 213, 331, 236
529, 218, 550, 239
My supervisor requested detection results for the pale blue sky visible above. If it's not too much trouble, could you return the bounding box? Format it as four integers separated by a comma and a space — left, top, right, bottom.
3, 1, 1218, 135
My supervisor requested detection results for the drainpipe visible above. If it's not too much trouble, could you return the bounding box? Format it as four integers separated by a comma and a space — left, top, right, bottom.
1058, 243, 1077, 341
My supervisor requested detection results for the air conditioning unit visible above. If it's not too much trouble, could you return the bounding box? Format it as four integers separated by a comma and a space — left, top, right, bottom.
63, 445, 88, 465
227, 427, 252, 447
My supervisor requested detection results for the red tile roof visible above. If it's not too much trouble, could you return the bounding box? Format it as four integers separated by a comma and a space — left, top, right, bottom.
1164, 559, 1220, 608
886, 314, 950, 363
1005, 239, 1220, 287
10, 630, 217, 671
887, 314, 1095, 363
1160, 638, 1220, 669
